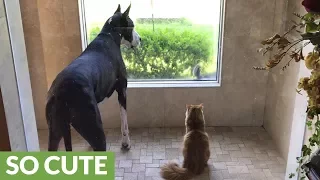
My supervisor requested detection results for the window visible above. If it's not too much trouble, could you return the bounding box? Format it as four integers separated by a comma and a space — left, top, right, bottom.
78, 0, 224, 87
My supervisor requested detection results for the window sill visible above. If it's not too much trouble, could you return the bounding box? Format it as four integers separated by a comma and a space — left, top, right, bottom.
128, 81, 221, 88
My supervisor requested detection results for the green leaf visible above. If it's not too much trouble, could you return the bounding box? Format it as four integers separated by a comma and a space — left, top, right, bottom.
304, 12, 316, 21
306, 22, 319, 33
306, 120, 312, 127
301, 32, 320, 45
289, 173, 295, 178
302, 145, 308, 151
302, 145, 312, 156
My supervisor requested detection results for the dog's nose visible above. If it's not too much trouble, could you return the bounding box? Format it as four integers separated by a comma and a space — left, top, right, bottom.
139, 37, 142, 42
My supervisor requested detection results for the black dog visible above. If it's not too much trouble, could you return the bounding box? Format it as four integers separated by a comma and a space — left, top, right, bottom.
45, 4, 140, 151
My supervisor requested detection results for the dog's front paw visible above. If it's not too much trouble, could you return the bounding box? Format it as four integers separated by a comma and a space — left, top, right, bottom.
121, 142, 131, 150
121, 135, 131, 150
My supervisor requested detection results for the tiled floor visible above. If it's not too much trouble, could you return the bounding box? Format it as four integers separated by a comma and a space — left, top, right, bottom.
38, 127, 286, 180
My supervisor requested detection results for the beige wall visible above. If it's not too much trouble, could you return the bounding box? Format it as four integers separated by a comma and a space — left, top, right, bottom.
20, 0, 82, 129
264, 0, 309, 161
21, 0, 282, 130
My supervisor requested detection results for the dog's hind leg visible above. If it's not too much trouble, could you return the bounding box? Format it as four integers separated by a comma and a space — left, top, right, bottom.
48, 129, 62, 151
116, 80, 131, 150
72, 122, 106, 151
71, 103, 106, 151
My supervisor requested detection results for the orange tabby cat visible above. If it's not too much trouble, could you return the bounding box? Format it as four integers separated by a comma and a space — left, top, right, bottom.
160, 103, 210, 180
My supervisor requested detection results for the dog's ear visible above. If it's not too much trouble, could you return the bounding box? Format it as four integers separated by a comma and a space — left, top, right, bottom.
114, 4, 121, 14
123, 3, 131, 17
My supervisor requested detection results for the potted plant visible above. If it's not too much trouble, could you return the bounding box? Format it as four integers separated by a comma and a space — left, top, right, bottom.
253, 0, 320, 179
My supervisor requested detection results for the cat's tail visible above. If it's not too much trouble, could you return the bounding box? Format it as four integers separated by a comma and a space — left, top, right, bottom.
160, 162, 193, 180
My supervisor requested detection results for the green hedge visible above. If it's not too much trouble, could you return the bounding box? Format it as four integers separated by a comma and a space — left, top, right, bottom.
89, 22, 215, 79
136, 18, 192, 26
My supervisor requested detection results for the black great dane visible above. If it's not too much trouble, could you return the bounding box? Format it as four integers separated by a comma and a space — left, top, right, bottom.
45, 4, 140, 151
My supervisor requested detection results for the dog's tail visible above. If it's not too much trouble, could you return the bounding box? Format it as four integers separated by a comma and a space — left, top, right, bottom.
160, 162, 193, 180
46, 96, 72, 151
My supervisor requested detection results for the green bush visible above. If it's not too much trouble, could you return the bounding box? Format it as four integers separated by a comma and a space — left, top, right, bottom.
136, 18, 192, 26
88, 21, 216, 79
89, 26, 101, 43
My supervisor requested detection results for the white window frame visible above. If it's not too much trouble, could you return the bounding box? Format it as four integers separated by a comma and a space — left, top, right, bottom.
77, 0, 225, 88
1, 0, 40, 151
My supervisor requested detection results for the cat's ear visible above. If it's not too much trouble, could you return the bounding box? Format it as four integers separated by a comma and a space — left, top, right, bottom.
186, 104, 191, 109
199, 103, 204, 109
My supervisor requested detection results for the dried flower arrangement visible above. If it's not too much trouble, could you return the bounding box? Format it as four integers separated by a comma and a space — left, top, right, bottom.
253, 0, 320, 179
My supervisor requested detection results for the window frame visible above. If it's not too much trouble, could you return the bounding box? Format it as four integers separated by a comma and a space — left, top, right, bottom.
1, 0, 40, 151
77, 0, 225, 88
